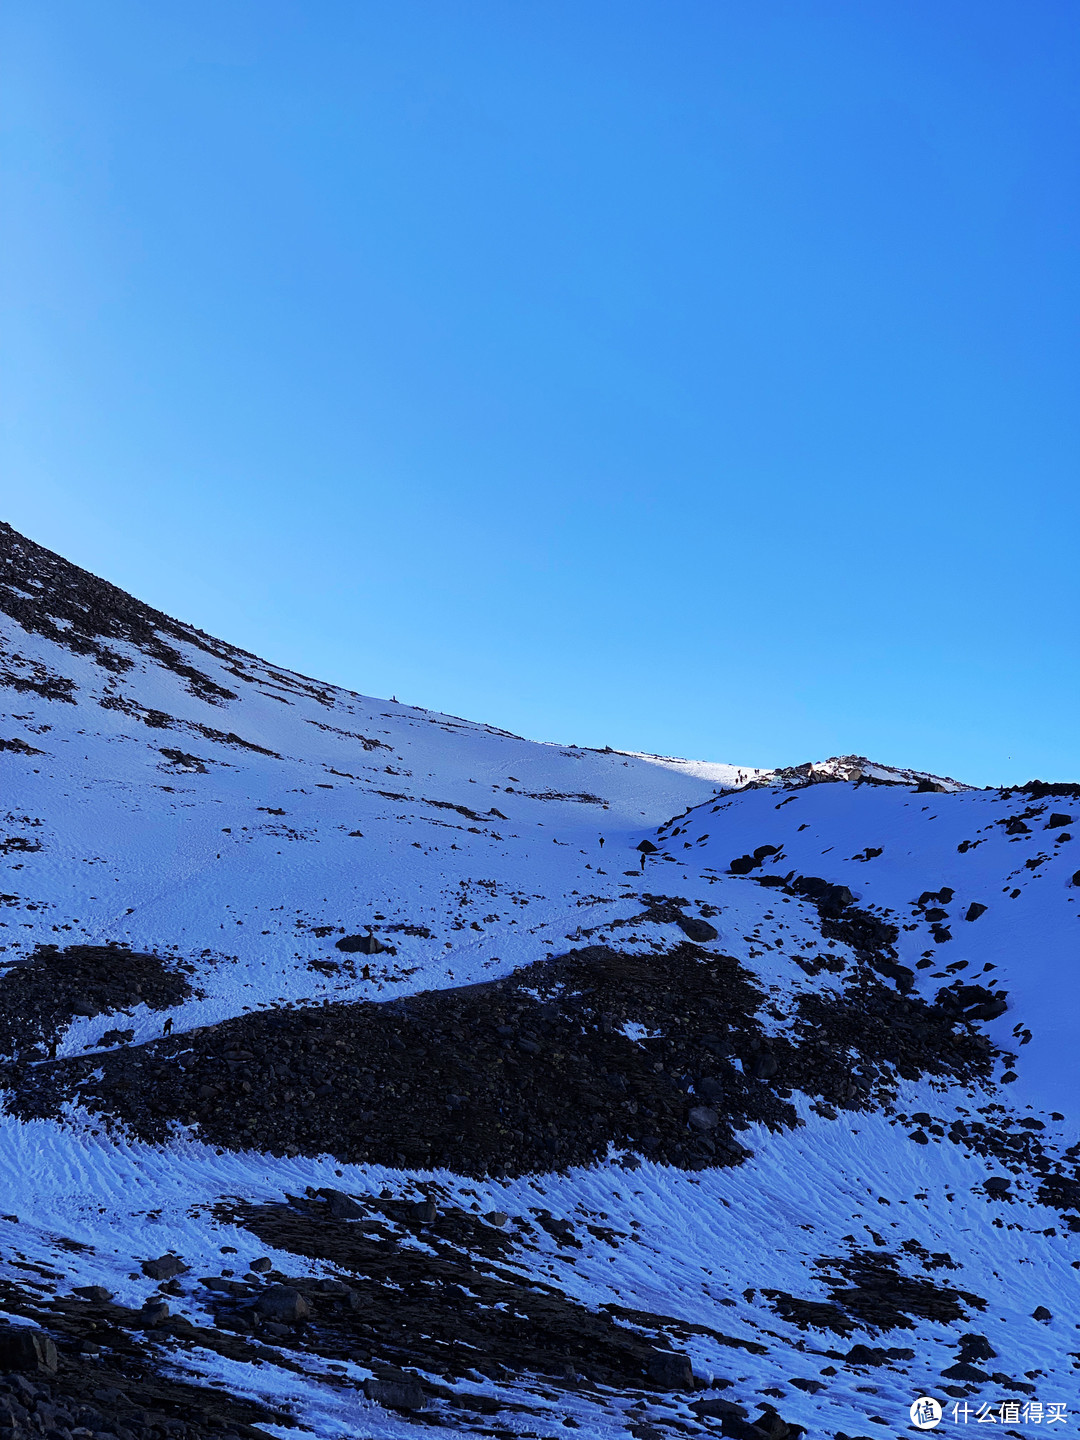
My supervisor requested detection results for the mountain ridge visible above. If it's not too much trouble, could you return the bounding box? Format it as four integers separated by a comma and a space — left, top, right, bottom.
0, 521, 1077, 1440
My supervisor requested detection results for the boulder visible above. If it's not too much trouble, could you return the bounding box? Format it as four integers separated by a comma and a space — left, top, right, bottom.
0, 1328, 57, 1374
256, 1286, 310, 1323
984, 1176, 1011, 1196
870, 956, 914, 992
320, 1188, 366, 1220
647, 1348, 695, 1390
965, 902, 988, 922
792, 876, 854, 914
363, 1377, 426, 1410
141, 1254, 187, 1281
336, 932, 384, 954
957, 1333, 997, 1362
689, 1397, 748, 1421
942, 1362, 991, 1382
140, 1299, 170, 1326
845, 1344, 888, 1365
688, 1106, 719, 1132
676, 915, 718, 943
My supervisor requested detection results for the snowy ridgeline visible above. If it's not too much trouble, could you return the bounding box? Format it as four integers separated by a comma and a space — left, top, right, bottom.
0, 520, 1078, 1440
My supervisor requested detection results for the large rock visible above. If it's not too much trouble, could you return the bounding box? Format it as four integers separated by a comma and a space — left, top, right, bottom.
141, 1254, 188, 1281
319, 1188, 366, 1220
792, 875, 854, 911
689, 1398, 748, 1420
140, 1299, 171, 1326
0, 1328, 57, 1374
648, 1348, 694, 1390
364, 1376, 426, 1410
256, 1286, 310, 1322
942, 1361, 991, 1382
676, 915, 718, 943
688, 1105, 719, 1132
336, 932, 384, 954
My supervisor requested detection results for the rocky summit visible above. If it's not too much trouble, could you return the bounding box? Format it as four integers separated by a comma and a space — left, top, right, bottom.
0, 519, 1077, 1439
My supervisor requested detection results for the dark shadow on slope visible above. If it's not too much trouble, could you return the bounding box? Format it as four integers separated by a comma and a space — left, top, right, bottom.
6, 940, 996, 1177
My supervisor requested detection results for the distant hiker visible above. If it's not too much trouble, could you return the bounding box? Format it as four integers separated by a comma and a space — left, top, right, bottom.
598, 837, 605, 849
640, 851, 646, 872
162, 1017, 173, 1037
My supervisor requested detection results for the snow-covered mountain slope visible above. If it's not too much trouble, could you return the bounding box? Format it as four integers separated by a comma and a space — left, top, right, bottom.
0, 520, 1078, 1440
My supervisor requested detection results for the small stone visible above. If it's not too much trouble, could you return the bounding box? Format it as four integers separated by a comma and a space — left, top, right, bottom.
410, 1198, 438, 1223
73, 1285, 112, 1303
1032, 1305, 1052, 1322
965, 902, 988, 922
249, 1256, 272, 1272
140, 1300, 170, 1326
984, 1176, 1011, 1195
485, 1211, 508, 1226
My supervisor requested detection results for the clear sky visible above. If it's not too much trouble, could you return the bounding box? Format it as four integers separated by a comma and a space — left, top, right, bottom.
1, 2, 1077, 787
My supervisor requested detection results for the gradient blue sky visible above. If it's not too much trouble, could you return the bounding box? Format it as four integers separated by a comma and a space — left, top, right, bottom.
2, 1, 1077, 786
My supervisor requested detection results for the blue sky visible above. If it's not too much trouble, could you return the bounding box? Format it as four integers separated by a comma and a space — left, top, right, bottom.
1, 1, 1077, 786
